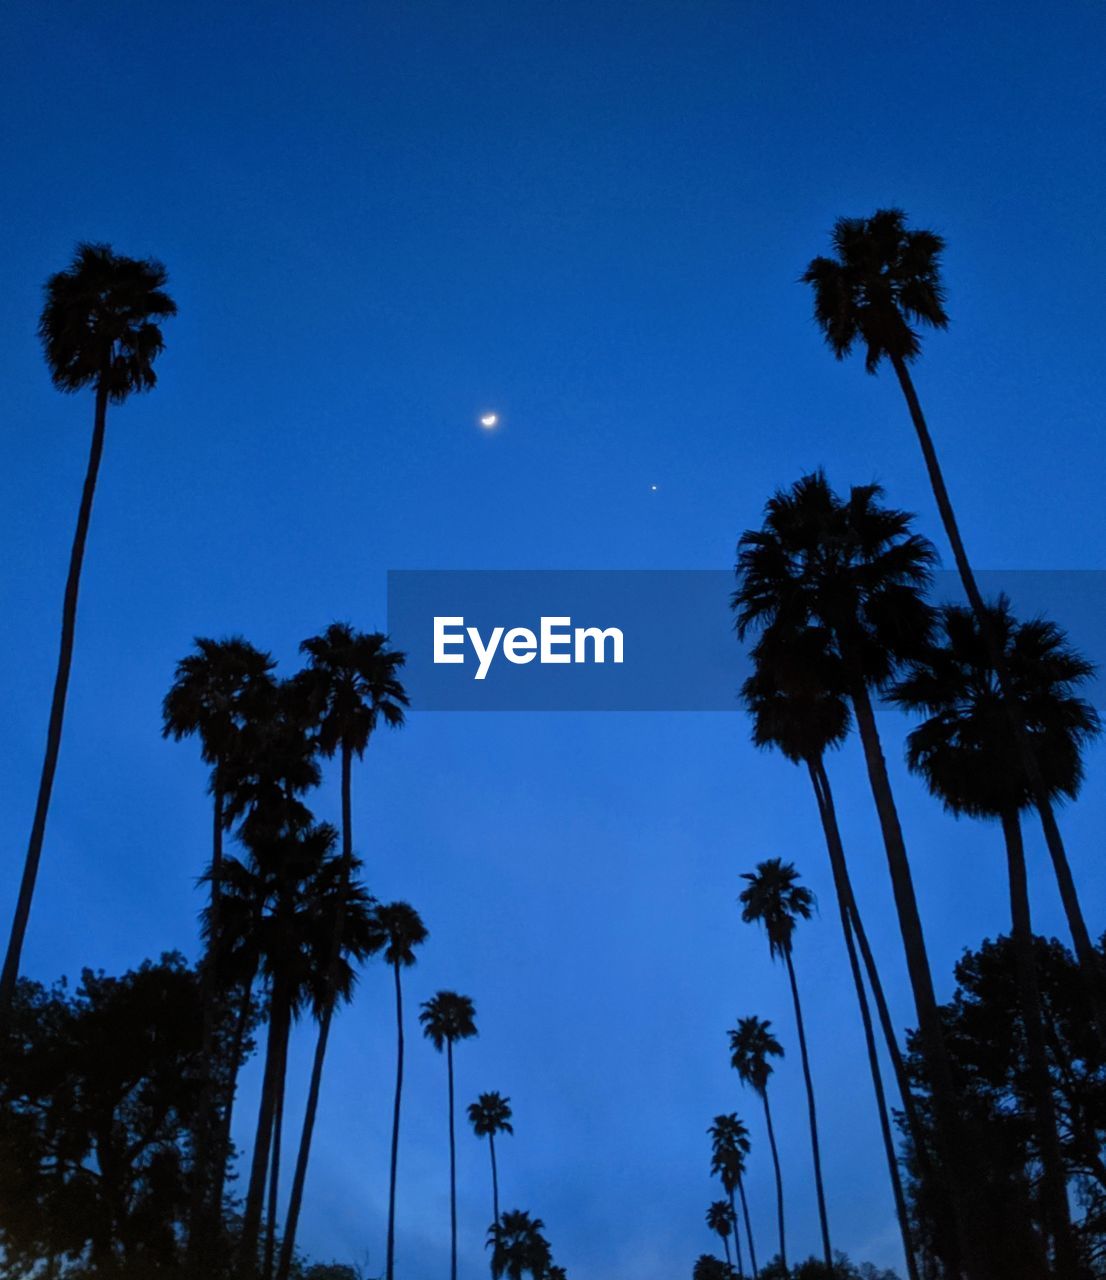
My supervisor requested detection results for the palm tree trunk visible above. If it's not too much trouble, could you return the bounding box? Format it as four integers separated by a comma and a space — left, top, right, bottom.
890, 351, 1106, 1051
782, 948, 832, 1269
809, 759, 920, 1280
490, 1131, 500, 1229
1, 380, 108, 1014
213, 969, 259, 1224
1000, 809, 1078, 1275
448, 1038, 458, 1280
737, 1175, 757, 1279
721, 1232, 732, 1273
275, 743, 354, 1280
760, 1090, 785, 1269
242, 987, 290, 1275
386, 962, 405, 1280
848, 677, 979, 1279
264, 1021, 290, 1280
728, 1187, 744, 1278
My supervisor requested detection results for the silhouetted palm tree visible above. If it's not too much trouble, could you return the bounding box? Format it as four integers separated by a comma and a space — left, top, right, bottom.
734, 472, 977, 1276
276, 625, 407, 1280
742, 632, 919, 1280
693, 1256, 732, 1280
487, 1209, 551, 1280
469, 1092, 514, 1234
728, 1017, 785, 1268
706, 1201, 736, 1275
1, 244, 176, 1013
377, 902, 429, 1280
803, 209, 1106, 1055
422, 991, 478, 1280
739, 859, 831, 1268
891, 599, 1097, 1273
709, 1114, 756, 1279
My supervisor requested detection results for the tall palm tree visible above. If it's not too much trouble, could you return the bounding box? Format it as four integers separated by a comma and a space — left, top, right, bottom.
276, 626, 407, 1280
742, 631, 920, 1280
890, 599, 1097, 1273
709, 1114, 756, 1279
162, 637, 276, 1258
706, 1201, 736, 1275
487, 1209, 552, 1280
376, 901, 429, 1280
422, 991, 478, 1280
1, 244, 176, 1013
803, 209, 1106, 1049
469, 1092, 514, 1234
739, 860, 831, 1269
728, 1016, 785, 1269
734, 471, 979, 1278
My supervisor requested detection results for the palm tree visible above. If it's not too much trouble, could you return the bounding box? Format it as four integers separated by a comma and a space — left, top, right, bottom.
706, 1201, 736, 1275
803, 209, 1106, 1050
739, 859, 831, 1268
890, 599, 1097, 1273
276, 626, 407, 1280
734, 472, 978, 1277
709, 1114, 755, 1279
469, 1092, 514, 1233
487, 1209, 552, 1280
376, 902, 429, 1280
693, 1257, 732, 1280
728, 1016, 785, 1269
163, 637, 276, 1257
742, 631, 920, 1280
422, 991, 479, 1280
1, 244, 176, 1013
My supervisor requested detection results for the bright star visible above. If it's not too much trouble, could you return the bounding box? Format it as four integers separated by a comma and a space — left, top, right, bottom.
480, 413, 498, 428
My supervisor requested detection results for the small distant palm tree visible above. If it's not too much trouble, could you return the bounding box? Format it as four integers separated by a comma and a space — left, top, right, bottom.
547, 1267, 567, 1280
469, 1091, 514, 1232
277, 625, 407, 1280
2, 244, 176, 1013
803, 209, 1106, 1057
709, 1114, 755, 1279
890, 599, 1097, 1274
706, 1201, 736, 1275
728, 1017, 785, 1269
377, 902, 429, 1280
422, 991, 479, 1280
487, 1209, 552, 1280
693, 1254, 732, 1280
739, 860, 831, 1269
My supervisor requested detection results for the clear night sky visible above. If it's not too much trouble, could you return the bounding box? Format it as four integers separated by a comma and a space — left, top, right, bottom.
3, 3, 1106, 1275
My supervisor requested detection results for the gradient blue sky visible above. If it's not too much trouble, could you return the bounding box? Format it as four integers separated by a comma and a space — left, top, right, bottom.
3, 2, 1106, 1275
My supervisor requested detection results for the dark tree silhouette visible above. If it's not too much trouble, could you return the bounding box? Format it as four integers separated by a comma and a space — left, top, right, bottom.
707, 1200, 737, 1275
729, 1016, 786, 1269
709, 1113, 756, 1279
2, 244, 176, 1013
487, 1209, 552, 1280
468, 1091, 514, 1235
421, 991, 478, 1280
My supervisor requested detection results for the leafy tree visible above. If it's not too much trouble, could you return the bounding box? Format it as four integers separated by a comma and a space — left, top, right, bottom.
740, 859, 831, 1269
277, 626, 407, 1280
376, 902, 429, 1280
2, 245, 176, 1013
728, 1017, 786, 1268
421, 991, 478, 1280
469, 1092, 514, 1233
693, 1257, 733, 1280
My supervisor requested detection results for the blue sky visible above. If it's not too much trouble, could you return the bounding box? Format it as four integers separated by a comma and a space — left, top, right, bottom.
3, 2, 1106, 1275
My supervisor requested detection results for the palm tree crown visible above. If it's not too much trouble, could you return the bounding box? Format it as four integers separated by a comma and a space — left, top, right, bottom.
742, 628, 851, 766
469, 1091, 514, 1139
39, 242, 177, 397
728, 1016, 783, 1096
487, 1209, 551, 1280
739, 858, 815, 960
377, 901, 429, 968
889, 598, 1100, 819
706, 1200, 734, 1239
420, 991, 478, 1050
801, 208, 948, 372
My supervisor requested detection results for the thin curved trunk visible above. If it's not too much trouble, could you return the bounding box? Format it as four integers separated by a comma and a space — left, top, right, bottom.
782, 948, 832, 1269
448, 1039, 458, 1280
737, 1175, 757, 1279
241, 983, 291, 1275
213, 964, 260, 1224
721, 1231, 732, 1273
848, 677, 978, 1278
809, 759, 919, 1280
760, 1090, 785, 1269
276, 744, 354, 1280
727, 1187, 744, 1278
1000, 809, 1079, 1275
891, 352, 1106, 1052
386, 962, 405, 1280
489, 1131, 500, 1229
263, 1033, 288, 1280
1, 381, 109, 1014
